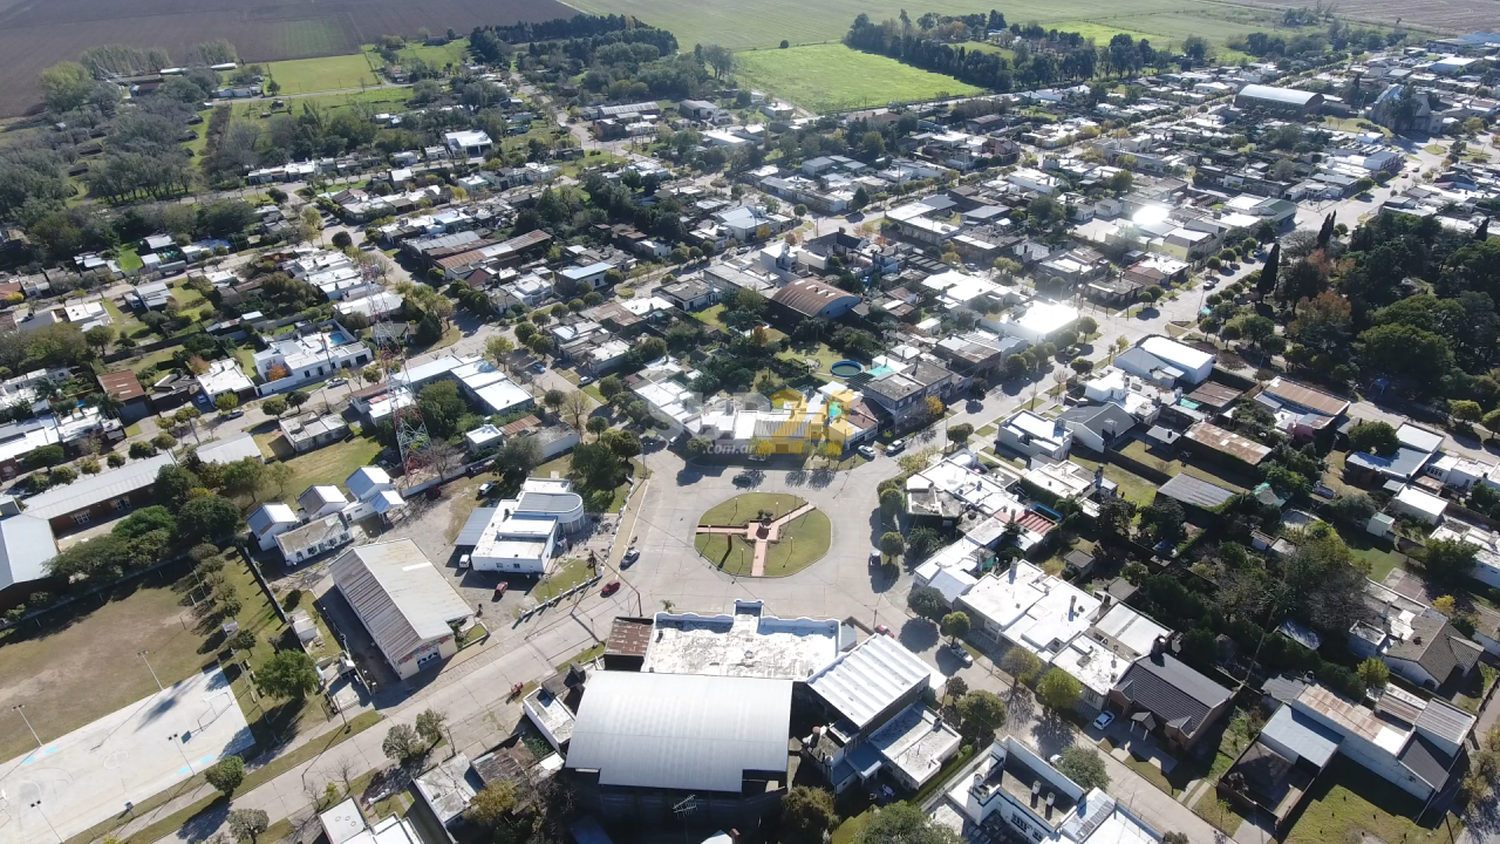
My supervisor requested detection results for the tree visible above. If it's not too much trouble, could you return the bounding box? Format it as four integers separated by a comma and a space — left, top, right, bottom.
1357, 656, 1390, 689
205, 755, 246, 795
1055, 746, 1110, 790
880, 531, 905, 561
1138, 499, 1185, 546
941, 611, 971, 643
1078, 316, 1098, 336
855, 803, 963, 844
177, 495, 242, 543
1452, 400, 1483, 424
285, 390, 310, 411
1097, 496, 1137, 539
228, 808, 270, 843
561, 390, 591, 431
84, 325, 114, 356
331, 231, 353, 250
261, 396, 287, 419
586, 416, 609, 438
780, 785, 837, 844
1035, 668, 1082, 713
383, 723, 425, 763
956, 690, 1008, 739
925, 395, 945, 417
1001, 648, 1043, 685
1348, 421, 1400, 456
946, 423, 974, 450
258, 650, 318, 699
879, 488, 904, 521
1257, 242, 1281, 297
415, 709, 447, 747
465, 781, 517, 828
214, 393, 240, 413
1162, 834, 1191, 844
908, 585, 946, 620
39, 62, 95, 113
1426, 538, 1478, 584
484, 336, 514, 369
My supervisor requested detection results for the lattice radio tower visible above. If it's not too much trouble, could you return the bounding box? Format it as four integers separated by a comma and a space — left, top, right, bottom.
365, 262, 432, 489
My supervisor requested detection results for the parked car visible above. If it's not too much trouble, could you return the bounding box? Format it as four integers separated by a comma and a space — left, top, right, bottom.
224, 409, 245, 420
601, 580, 621, 597
874, 624, 892, 637
578, 375, 594, 387
478, 482, 494, 498
857, 444, 877, 460
949, 642, 973, 667
869, 548, 883, 567
621, 548, 640, 568
1093, 710, 1116, 731
458, 554, 471, 570
493, 582, 508, 600
886, 438, 907, 456
327, 377, 347, 387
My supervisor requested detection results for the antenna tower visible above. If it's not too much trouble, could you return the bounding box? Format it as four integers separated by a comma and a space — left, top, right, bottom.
366, 264, 433, 488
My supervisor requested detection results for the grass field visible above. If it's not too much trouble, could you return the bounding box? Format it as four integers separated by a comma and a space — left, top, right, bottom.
270, 436, 384, 497
0, 570, 214, 763
699, 492, 806, 526
735, 44, 981, 112
266, 54, 380, 96
377, 39, 471, 68
962, 41, 1016, 60
1282, 759, 1459, 844
694, 508, 831, 576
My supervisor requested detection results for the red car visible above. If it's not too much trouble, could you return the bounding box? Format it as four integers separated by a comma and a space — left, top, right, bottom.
601, 580, 621, 597
493, 582, 508, 600
874, 624, 892, 637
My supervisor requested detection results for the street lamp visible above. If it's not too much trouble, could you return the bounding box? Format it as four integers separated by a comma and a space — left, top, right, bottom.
139, 650, 164, 692
14, 704, 41, 749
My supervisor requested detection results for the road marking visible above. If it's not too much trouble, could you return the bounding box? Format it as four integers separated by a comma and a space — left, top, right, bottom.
20, 747, 57, 766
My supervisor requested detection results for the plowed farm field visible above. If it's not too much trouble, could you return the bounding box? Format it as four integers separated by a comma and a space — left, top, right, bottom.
0, 0, 572, 116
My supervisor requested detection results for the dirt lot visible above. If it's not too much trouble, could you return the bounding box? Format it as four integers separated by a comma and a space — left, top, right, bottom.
0, 0, 573, 116
0, 567, 216, 763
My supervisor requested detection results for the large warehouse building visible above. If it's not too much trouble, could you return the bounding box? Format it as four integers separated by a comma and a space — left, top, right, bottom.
564, 671, 793, 831
1233, 84, 1324, 115
330, 539, 473, 679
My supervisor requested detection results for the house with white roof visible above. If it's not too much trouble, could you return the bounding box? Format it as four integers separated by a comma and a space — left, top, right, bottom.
1115, 336, 1214, 385
996, 409, 1073, 460
456, 478, 585, 575
248, 502, 299, 550
444, 130, 493, 158
195, 358, 256, 404
252, 322, 372, 394
958, 561, 1101, 666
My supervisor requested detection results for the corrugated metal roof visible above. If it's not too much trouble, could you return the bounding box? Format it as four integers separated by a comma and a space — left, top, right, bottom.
564, 672, 791, 793
331, 539, 471, 663
1415, 697, 1476, 747
1236, 84, 1321, 106
0, 513, 56, 589
1156, 474, 1236, 509
196, 433, 265, 465
807, 633, 933, 729
23, 452, 175, 520
1259, 704, 1339, 768
457, 508, 497, 546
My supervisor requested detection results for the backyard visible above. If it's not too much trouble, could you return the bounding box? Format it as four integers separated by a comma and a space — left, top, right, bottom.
264, 53, 380, 95
0, 568, 214, 763
254, 434, 384, 497
1282, 759, 1459, 844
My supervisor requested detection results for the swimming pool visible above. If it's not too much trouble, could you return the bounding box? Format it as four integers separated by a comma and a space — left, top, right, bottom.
829, 360, 864, 378
328, 331, 351, 345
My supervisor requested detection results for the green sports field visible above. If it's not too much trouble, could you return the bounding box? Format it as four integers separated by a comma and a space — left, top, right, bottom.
734, 44, 981, 113
265, 53, 380, 95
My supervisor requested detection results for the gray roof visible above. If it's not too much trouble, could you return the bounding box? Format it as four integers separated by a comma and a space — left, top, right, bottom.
0, 513, 56, 589
1259, 704, 1339, 768
331, 539, 471, 663
1399, 734, 1454, 788
1156, 474, 1236, 510
1387, 614, 1482, 686
22, 452, 175, 520
1416, 697, 1475, 747
1058, 402, 1137, 439
516, 490, 583, 515
195, 433, 264, 465
457, 507, 497, 546
807, 633, 932, 730
1236, 84, 1322, 107
564, 671, 792, 793
1345, 446, 1433, 480
1113, 652, 1231, 739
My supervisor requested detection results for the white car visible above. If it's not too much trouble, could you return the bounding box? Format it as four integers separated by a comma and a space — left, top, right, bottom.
1093, 711, 1116, 731
457, 554, 471, 571
886, 438, 907, 456
949, 642, 974, 667
857, 444, 877, 460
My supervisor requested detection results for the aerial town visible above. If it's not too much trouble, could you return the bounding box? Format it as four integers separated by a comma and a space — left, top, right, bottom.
4, 7, 1500, 844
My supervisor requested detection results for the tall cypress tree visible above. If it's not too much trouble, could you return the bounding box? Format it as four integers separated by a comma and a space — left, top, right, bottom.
1257, 241, 1281, 297
1477, 217, 1489, 241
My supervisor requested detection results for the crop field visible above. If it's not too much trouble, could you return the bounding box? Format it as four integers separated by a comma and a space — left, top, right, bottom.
266, 53, 380, 95
734, 44, 982, 113
0, 0, 571, 116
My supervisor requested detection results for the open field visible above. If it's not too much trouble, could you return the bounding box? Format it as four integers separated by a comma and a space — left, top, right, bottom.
734, 44, 981, 112
374, 39, 471, 67
0, 570, 215, 764
266, 54, 380, 95
0, 0, 571, 116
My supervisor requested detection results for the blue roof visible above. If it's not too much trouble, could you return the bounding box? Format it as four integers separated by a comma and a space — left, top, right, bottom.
1345, 446, 1432, 480
1260, 705, 1339, 768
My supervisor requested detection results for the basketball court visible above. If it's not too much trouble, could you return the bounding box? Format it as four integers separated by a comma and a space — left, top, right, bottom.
0, 666, 252, 843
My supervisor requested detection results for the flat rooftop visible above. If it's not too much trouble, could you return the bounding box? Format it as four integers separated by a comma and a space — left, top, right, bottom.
643, 603, 842, 680
869, 703, 962, 786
